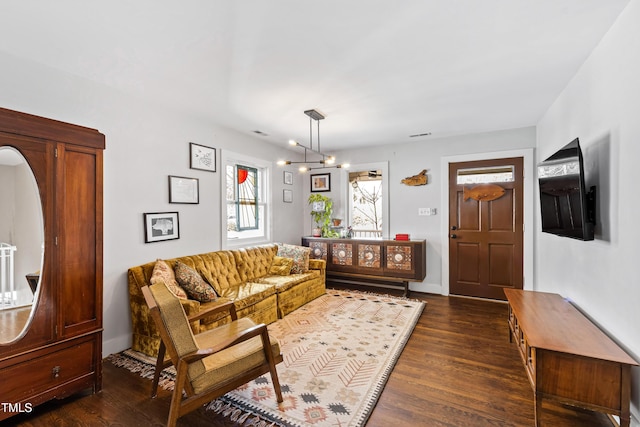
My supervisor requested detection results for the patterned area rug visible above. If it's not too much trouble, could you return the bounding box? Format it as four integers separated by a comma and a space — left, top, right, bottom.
108, 289, 425, 426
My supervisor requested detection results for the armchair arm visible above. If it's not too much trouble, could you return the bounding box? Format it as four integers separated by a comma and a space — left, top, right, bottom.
182, 322, 266, 364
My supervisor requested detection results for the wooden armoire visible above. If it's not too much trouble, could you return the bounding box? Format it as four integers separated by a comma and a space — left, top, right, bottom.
0, 108, 104, 421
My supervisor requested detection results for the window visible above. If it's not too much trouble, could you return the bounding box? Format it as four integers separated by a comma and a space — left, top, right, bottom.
223, 152, 270, 246
456, 166, 515, 184
347, 163, 388, 238
349, 171, 383, 236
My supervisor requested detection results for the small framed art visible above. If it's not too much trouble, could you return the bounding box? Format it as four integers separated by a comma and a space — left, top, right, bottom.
311, 173, 331, 192
190, 142, 216, 172
283, 170, 293, 185
169, 175, 199, 204
144, 212, 180, 243
283, 189, 293, 203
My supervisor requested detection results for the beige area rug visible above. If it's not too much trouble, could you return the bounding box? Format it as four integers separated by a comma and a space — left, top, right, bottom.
108, 289, 425, 426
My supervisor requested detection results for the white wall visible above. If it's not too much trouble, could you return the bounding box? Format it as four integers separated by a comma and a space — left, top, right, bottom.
309, 127, 536, 294
537, 0, 640, 423
0, 52, 305, 356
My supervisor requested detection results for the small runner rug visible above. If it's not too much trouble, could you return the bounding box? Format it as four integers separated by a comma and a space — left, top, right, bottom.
108, 289, 425, 426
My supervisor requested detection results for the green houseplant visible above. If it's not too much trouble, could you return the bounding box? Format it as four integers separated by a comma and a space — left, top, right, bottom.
307, 193, 339, 238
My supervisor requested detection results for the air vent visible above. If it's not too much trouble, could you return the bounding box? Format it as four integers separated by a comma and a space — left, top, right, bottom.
409, 132, 432, 138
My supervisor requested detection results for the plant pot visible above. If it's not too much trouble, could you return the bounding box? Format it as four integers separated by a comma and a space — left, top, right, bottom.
312, 227, 322, 237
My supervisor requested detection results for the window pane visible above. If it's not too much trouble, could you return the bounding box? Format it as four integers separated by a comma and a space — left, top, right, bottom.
235, 165, 258, 231
225, 165, 235, 202
457, 166, 515, 184
349, 170, 383, 236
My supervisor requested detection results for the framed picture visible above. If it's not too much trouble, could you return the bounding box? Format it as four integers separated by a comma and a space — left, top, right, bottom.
283, 189, 293, 203
190, 142, 216, 172
311, 173, 331, 192
283, 170, 293, 185
169, 175, 199, 204
144, 212, 180, 243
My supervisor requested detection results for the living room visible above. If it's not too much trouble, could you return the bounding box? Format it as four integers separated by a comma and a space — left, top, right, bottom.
1, 1, 639, 426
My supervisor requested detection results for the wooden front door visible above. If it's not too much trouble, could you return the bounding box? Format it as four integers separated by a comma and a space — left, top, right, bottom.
449, 157, 524, 300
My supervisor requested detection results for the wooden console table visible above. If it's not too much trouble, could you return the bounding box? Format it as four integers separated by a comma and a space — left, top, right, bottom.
302, 237, 426, 296
504, 289, 637, 427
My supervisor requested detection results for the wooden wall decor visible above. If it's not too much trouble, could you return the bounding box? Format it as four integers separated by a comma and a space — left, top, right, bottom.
462, 183, 506, 202
401, 169, 428, 186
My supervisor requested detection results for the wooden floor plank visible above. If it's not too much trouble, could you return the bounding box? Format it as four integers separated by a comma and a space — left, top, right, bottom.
4, 292, 614, 426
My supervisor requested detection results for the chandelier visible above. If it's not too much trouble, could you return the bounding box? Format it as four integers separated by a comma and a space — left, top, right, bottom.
277, 109, 349, 172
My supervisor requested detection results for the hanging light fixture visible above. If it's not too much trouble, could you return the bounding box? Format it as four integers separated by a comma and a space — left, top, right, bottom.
277, 109, 349, 172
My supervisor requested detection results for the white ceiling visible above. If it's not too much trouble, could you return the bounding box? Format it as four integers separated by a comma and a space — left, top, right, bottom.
0, 0, 630, 151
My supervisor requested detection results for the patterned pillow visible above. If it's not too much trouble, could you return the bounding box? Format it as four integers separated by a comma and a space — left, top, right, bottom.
174, 261, 218, 303
277, 243, 310, 274
150, 259, 187, 299
269, 256, 294, 276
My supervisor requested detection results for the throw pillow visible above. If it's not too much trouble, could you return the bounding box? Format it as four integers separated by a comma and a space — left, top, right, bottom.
277, 243, 310, 274
150, 259, 188, 299
269, 256, 294, 276
174, 261, 218, 303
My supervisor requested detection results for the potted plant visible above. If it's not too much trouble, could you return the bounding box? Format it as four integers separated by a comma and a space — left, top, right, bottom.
308, 194, 339, 238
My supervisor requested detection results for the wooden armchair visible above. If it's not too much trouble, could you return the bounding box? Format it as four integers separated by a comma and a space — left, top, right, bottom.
141, 282, 283, 427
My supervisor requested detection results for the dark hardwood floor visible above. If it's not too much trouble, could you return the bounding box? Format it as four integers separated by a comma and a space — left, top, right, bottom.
4, 291, 614, 427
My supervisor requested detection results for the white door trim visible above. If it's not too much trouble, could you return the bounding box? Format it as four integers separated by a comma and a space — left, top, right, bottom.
440, 148, 535, 296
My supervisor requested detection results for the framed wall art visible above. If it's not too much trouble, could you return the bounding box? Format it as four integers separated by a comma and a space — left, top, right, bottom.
283, 189, 293, 203
190, 142, 216, 172
283, 170, 293, 185
311, 173, 331, 192
144, 212, 180, 243
169, 175, 199, 204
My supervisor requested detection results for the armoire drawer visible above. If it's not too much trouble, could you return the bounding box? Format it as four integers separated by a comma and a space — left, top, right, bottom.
0, 338, 96, 404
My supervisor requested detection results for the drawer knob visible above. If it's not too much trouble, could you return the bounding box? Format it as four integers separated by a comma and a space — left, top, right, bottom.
52, 366, 61, 378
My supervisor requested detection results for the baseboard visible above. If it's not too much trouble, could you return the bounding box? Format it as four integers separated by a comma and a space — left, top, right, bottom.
409, 282, 442, 295
102, 335, 131, 358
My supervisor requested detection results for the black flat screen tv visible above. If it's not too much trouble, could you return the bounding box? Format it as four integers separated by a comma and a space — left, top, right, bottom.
538, 138, 596, 241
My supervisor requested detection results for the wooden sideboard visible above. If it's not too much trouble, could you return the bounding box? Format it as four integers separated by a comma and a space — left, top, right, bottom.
504, 289, 637, 427
302, 237, 426, 296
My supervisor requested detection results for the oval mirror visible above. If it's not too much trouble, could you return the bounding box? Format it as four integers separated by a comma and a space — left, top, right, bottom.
0, 146, 44, 344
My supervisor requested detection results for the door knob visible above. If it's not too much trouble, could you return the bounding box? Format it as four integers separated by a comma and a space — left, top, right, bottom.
451, 225, 458, 230
450, 234, 457, 239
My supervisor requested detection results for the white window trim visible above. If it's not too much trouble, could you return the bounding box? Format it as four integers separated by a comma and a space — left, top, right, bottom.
221, 150, 272, 249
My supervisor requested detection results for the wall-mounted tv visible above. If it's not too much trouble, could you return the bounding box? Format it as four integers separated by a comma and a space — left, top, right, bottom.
538, 138, 596, 241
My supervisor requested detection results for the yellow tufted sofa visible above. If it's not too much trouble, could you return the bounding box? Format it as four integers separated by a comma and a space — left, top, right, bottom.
127, 243, 326, 357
